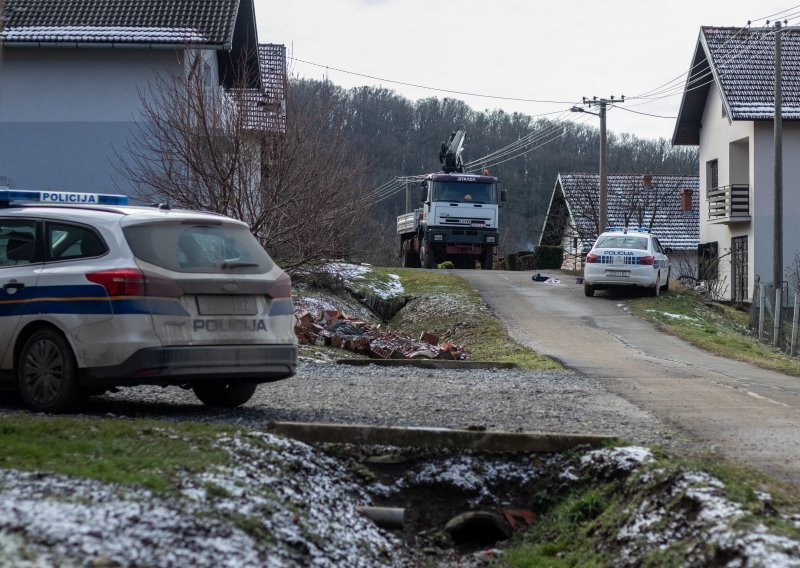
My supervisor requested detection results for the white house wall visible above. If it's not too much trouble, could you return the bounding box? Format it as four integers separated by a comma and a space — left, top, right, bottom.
0, 47, 206, 195
697, 82, 800, 298
698, 83, 755, 299
753, 121, 800, 288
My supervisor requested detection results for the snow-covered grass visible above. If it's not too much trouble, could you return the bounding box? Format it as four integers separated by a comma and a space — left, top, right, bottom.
0, 429, 406, 567
322, 262, 405, 300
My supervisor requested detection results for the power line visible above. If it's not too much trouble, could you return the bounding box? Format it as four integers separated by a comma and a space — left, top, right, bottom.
613, 106, 676, 119
290, 57, 579, 105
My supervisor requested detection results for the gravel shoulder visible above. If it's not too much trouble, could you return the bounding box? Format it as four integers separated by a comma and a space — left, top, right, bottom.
82, 358, 685, 451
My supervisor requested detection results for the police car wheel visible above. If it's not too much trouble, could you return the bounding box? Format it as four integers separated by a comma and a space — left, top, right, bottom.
661, 268, 671, 293
192, 381, 257, 408
650, 273, 661, 297
584, 283, 595, 297
18, 328, 81, 413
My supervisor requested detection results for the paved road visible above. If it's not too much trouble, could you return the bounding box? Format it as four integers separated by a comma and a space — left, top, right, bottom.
459, 269, 800, 484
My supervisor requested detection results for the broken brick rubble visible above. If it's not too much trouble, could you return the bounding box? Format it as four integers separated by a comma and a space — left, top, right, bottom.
294, 308, 470, 360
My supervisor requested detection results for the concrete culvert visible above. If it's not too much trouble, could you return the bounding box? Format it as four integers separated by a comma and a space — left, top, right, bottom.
444, 511, 512, 549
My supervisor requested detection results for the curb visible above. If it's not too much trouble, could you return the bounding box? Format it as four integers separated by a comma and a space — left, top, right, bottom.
267, 421, 613, 453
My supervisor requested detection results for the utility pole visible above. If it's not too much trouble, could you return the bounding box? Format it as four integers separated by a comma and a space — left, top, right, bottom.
571, 96, 625, 236
773, 20, 784, 292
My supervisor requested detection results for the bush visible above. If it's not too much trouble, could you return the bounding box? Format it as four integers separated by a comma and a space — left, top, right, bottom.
438, 260, 454, 269
518, 254, 536, 271
506, 253, 519, 271
534, 246, 563, 269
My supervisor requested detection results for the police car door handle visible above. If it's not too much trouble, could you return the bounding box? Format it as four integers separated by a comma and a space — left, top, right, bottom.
3, 281, 25, 291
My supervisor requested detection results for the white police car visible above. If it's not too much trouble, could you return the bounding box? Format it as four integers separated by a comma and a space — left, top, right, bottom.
0, 189, 297, 412
583, 228, 671, 297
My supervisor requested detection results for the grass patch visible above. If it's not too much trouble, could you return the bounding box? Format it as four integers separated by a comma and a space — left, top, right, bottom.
0, 413, 234, 493
625, 281, 800, 377
377, 268, 561, 370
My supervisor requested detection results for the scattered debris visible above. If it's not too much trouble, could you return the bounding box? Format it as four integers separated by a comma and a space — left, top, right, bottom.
294, 308, 470, 361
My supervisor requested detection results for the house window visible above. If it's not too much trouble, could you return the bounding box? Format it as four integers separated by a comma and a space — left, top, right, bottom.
706, 160, 719, 190
731, 236, 748, 303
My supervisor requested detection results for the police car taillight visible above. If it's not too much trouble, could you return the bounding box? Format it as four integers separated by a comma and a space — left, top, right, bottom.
266, 272, 292, 298
586, 253, 600, 263
86, 269, 145, 297
639, 255, 655, 265
86, 269, 182, 298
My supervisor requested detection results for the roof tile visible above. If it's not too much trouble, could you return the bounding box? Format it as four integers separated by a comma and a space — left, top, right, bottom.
702, 26, 800, 121
558, 173, 700, 250
1, 0, 240, 45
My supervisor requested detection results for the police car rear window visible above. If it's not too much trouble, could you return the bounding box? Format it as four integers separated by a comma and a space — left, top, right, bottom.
123, 222, 272, 274
595, 236, 648, 250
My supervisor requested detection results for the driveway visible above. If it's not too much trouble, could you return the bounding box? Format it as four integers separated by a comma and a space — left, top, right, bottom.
459, 269, 800, 484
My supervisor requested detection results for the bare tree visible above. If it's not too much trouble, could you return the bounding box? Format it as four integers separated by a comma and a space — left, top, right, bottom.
117, 51, 367, 271
786, 250, 800, 294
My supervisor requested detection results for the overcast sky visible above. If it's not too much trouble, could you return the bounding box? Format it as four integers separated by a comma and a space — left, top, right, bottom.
255, 1, 796, 142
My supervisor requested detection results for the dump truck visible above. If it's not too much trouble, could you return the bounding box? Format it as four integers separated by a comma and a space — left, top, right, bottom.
397, 130, 505, 269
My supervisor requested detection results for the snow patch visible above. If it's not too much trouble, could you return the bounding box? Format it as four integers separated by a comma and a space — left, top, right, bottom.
646, 309, 699, 322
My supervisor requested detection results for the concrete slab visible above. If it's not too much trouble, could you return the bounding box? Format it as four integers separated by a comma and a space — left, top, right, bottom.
267, 421, 613, 453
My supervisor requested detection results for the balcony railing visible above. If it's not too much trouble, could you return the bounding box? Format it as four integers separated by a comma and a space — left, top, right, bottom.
707, 184, 750, 222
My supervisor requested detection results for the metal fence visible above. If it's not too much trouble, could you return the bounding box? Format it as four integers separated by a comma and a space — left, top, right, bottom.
749, 281, 800, 356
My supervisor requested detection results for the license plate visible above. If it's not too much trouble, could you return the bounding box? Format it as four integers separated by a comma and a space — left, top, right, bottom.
196, 295, 258, 315
606, 270, 629, 277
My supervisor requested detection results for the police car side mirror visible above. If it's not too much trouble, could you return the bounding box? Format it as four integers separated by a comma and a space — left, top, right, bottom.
663, 247, 673, 255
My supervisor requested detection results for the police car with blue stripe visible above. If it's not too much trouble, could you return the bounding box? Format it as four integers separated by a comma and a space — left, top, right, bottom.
583, 227, 671, 297
0, 189, 297, 412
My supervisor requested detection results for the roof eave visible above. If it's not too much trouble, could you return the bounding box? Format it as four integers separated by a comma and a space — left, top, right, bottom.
672, 34, 711, 146
3, 40, 227, 50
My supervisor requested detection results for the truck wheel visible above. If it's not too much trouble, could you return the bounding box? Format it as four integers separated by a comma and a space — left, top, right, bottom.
421, 242, 435, 269
480, 249, 494, 270
403, 249, 417, 268
18, 328, 82, 413
192, 381, 257, 407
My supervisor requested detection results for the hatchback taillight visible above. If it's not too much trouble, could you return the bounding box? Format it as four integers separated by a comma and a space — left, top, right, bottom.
639, 255, 654, 265
586, 253, 600, 263
86, 269, 181, 297
265, 272, 292, 298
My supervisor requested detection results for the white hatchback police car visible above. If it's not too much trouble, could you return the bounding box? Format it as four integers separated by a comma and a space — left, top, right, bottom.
0, 189, 297, 412
583, 228, 671, 297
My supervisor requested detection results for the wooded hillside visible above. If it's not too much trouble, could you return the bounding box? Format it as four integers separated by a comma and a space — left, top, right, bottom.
290, 79, 698, 265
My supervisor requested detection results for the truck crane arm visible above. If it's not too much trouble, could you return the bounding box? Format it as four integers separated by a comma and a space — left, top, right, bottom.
439, 129, 466, 173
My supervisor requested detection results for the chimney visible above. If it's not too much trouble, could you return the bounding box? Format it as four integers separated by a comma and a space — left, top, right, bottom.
680, 188, 693, 214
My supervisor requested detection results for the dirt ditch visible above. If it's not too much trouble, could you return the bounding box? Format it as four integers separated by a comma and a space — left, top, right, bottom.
324, 442, 800, 566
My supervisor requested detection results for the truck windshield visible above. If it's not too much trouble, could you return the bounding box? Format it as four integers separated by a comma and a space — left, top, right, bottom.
432, 181, 496, 204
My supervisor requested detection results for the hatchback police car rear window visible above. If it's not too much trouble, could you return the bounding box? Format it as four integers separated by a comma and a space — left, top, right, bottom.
123, 221, 272, 274
594, 235, 649, 250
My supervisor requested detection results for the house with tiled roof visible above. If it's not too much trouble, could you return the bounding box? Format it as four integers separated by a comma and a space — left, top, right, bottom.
673, 26, 800, 302
0, 0, 283, 194
539, 173, 699, 273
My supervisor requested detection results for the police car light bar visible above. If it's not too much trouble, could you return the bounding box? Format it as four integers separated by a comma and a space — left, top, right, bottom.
0, 189, 129, 207
606, 226, 651, 234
